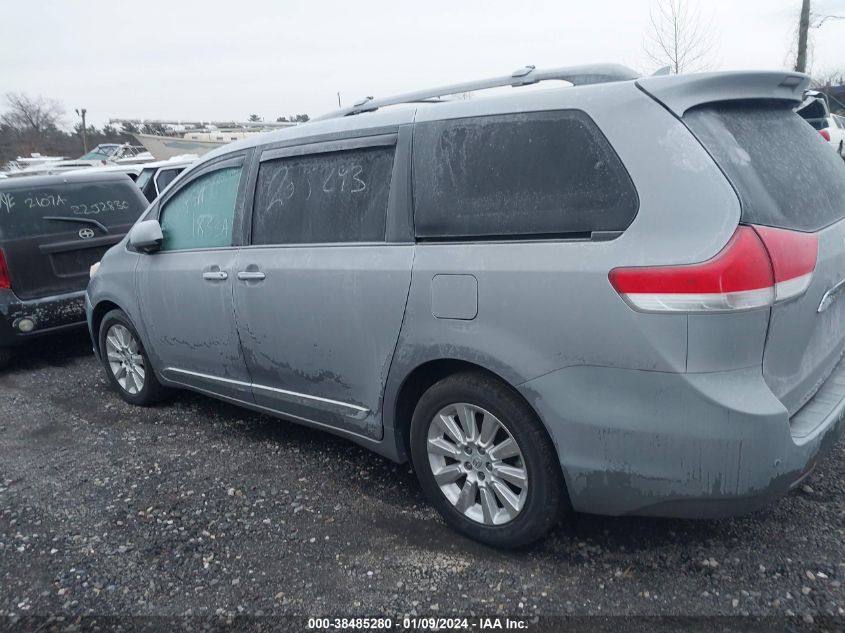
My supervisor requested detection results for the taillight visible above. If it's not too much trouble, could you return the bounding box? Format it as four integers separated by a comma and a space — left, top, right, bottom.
820, 129, 831, 141
608, 225, 818, 313
0, 249, 10, 290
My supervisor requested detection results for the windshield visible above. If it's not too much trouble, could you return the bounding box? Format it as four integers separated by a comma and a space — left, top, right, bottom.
0, 180, 147, 239
79, 144, 120, 160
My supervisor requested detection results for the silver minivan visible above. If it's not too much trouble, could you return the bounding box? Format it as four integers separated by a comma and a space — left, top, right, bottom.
87, 65, 845, 547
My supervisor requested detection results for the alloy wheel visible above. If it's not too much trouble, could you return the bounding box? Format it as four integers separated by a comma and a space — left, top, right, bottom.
105, 324, 146, 395
426, 403, 528, 526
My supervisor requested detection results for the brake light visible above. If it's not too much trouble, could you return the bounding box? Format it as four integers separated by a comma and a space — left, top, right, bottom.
0, 249, 10, 290
752, 225, 818, 301
820, 129, 831, 141
608, 225, 818, 313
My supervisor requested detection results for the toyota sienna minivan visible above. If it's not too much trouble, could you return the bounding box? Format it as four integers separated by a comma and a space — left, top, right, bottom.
86, 65, 845, 547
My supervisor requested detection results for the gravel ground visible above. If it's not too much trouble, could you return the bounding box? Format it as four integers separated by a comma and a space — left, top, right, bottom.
1, 331, 845, 628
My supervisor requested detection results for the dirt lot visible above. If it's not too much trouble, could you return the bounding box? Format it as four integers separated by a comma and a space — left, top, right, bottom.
1, 331, 845, 628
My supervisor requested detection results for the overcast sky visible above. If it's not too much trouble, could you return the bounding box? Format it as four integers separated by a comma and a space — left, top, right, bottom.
2, 0, 844, 127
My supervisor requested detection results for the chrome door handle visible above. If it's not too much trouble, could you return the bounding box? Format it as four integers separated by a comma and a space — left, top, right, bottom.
819, 277, 845, 312
237, 271, 266, 281
202, 271, 228, 281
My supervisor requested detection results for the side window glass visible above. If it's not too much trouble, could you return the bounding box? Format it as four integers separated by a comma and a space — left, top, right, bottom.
252, 147, 394, 245
159, 166, 241, 251
412, 111, 639, 239
155, 169, 179, 194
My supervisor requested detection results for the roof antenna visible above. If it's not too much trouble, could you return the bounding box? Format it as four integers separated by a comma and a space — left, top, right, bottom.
652, 66, 672, 76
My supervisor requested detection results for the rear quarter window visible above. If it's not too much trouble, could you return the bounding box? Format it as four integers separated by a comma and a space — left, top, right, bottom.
0, 179, 147, 240
685, 102, 845, 232
412, 110, 638, 239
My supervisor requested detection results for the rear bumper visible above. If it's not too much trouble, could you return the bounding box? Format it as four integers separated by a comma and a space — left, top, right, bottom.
519, 362, 845, 518
0, 289, 87, 347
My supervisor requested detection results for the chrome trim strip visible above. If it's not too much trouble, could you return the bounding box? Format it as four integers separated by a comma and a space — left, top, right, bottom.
162, 367, 370, 419
160, 380, 378, 443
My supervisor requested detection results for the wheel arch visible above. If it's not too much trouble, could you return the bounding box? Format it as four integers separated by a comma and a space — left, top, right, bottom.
91, 299, 123, 347
389, 358, 557, 466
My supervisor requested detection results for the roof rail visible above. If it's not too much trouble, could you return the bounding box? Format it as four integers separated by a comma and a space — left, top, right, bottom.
313, 64, 639, 121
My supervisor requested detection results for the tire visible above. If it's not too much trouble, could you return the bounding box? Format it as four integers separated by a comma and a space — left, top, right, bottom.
0, 347, 13, 370
410, 371, 566, 548
98, 309, 167, 406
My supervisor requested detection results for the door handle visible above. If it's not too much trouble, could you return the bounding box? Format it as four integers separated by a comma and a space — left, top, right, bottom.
237, 271, 266, 281
202, 271, 228, 281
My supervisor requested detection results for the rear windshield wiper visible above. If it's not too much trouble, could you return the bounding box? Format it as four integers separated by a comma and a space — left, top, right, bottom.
43, 216, 109, 234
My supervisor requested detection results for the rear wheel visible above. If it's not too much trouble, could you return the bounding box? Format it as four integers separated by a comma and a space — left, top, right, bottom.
410, 371, 566, 548
98, 309, 166, 406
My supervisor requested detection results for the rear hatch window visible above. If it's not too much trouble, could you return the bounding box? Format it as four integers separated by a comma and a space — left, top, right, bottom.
0, 178, 146, 240
685, 101, 845, 419
684, 101, 845, 232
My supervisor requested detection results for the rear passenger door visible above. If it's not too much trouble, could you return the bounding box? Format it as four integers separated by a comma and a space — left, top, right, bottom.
233, 132, 414, 439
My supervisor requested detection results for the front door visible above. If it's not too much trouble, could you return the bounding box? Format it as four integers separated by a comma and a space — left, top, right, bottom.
136, 156, 253, 401
233, 139, 413, 439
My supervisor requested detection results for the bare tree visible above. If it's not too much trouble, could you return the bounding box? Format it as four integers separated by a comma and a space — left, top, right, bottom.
791, 0, 844, 75
1, 93, 64, 134
811, 69, 845, 114
0, 93, 65, 155
644, 0, 717, 74
812, 14, 844, 27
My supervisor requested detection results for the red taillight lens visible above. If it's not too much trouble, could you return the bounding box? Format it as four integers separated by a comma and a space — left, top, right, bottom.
820, 129, 831, 141
0, 249, 10, 290
752, 225, 818, 301
608, 225, 817, 313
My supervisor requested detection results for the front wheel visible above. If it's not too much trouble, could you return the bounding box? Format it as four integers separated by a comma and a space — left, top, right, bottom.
410, 372, 566, 548
98, 309, 167, 406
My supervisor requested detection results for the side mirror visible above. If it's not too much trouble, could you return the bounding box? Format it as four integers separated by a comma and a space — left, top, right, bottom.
129, 220, 163, 253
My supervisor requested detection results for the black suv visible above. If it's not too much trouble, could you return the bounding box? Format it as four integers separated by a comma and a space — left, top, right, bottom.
0, 172, 148, 367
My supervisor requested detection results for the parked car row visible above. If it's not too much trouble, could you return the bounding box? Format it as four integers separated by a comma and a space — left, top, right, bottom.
0, 172, 148, 367
0, 156, 194, 368
4, 67, 845, 548
796, 90, 845, 159
134, 156, 196, 202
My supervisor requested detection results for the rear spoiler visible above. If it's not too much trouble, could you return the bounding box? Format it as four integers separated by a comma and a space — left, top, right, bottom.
636, 71, 811, 117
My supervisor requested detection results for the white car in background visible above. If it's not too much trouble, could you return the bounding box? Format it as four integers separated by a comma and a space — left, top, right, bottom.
796, 91, 845, 159
64, 163, 145, 181
134, 155, 197, 202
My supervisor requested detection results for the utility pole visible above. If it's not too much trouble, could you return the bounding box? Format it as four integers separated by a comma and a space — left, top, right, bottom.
337, 92, 342, 108
796, 0, 811, 73
75, 108, 88, 153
